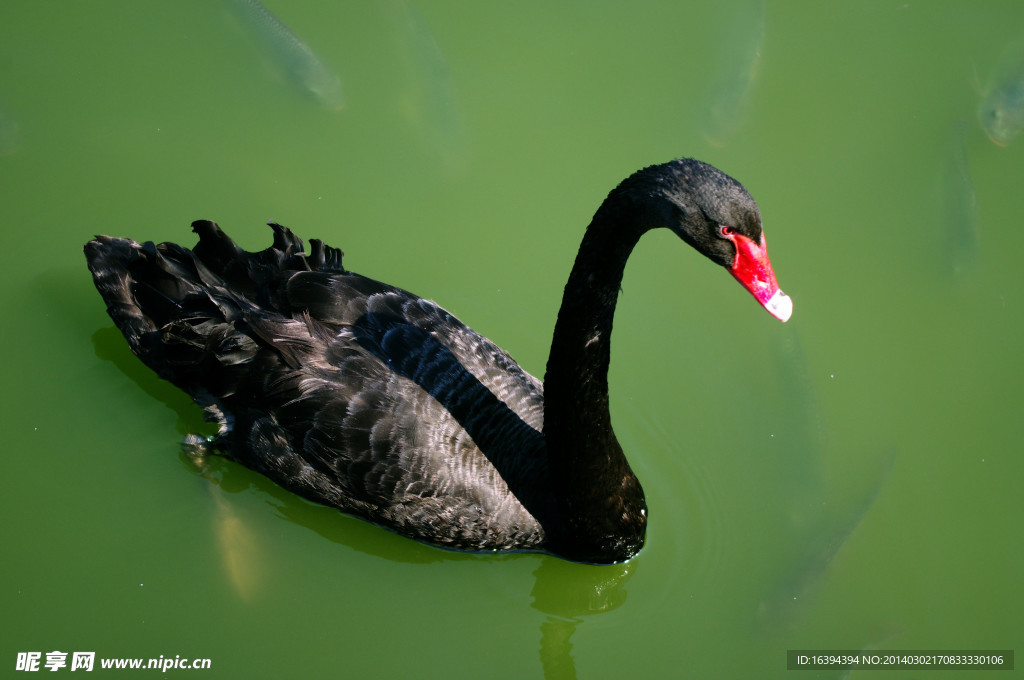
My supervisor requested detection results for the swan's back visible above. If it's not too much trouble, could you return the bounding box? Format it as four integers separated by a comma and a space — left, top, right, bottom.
85, 220, 554, 552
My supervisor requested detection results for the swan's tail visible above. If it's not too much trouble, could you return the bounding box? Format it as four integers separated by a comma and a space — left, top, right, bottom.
84, 219, 346, 393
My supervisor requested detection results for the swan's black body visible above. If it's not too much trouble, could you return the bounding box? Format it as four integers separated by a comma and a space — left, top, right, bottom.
85, 159, 773, 563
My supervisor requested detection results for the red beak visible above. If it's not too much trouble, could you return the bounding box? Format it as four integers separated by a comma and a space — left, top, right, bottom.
725, 229, 792, 322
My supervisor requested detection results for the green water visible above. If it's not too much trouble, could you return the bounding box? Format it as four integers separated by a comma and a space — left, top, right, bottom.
2, 1, 1022, 677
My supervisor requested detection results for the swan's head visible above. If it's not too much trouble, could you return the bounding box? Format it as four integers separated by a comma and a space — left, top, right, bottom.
643, 159, 793, 322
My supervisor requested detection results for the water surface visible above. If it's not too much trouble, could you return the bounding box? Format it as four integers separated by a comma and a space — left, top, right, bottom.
2, 1, 1022, 677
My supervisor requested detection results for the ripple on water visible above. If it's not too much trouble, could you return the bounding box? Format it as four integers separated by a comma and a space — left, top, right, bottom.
617, 401, 729, 602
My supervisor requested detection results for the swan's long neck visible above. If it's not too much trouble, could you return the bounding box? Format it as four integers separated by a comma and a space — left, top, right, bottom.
542, 198, 650, 563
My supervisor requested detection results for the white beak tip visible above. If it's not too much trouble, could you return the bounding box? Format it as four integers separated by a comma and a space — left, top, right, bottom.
765, 290, 793, 322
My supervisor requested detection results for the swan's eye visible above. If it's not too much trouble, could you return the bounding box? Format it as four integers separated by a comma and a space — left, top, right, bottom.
719, 225, 735, 238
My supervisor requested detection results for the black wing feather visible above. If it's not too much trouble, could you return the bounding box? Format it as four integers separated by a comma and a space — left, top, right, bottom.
85, 221, 553, 552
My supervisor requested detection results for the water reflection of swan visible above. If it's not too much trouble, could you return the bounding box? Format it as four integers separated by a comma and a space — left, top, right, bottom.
531, 558, 635, 678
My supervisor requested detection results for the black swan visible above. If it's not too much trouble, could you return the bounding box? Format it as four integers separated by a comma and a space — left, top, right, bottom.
84, 158, 792, 564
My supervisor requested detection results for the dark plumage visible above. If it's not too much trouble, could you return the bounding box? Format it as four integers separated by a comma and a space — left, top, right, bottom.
84, 158, 790, 564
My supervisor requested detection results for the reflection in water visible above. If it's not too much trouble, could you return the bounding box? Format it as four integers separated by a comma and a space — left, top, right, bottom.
386, 1, 467, 169
224, 0, 345, 110
938, 120, 978, 277
539, 617, 578, 680
978, 40, 1024, 146
531, 558, 635, 679
701, 0, 766, 147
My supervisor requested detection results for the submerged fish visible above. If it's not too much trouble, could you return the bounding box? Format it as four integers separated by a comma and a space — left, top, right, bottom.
978, 43, 1024, 146
226, 0, 344, 110
185, 436, 262, 602
756, 449, 895, 629
701, 0, 766, 146
388, 1, 466, 167
939, 120, 978, 276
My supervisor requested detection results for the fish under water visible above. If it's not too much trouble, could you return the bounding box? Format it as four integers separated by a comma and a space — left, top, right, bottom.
387, 1, 466, 168
938, 120, 978, 277
701, 0, 766, 147
978, 42, 1024, 146
184, 436, 262, 602
755, 448, 895, 631
225, 0, 345, 110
